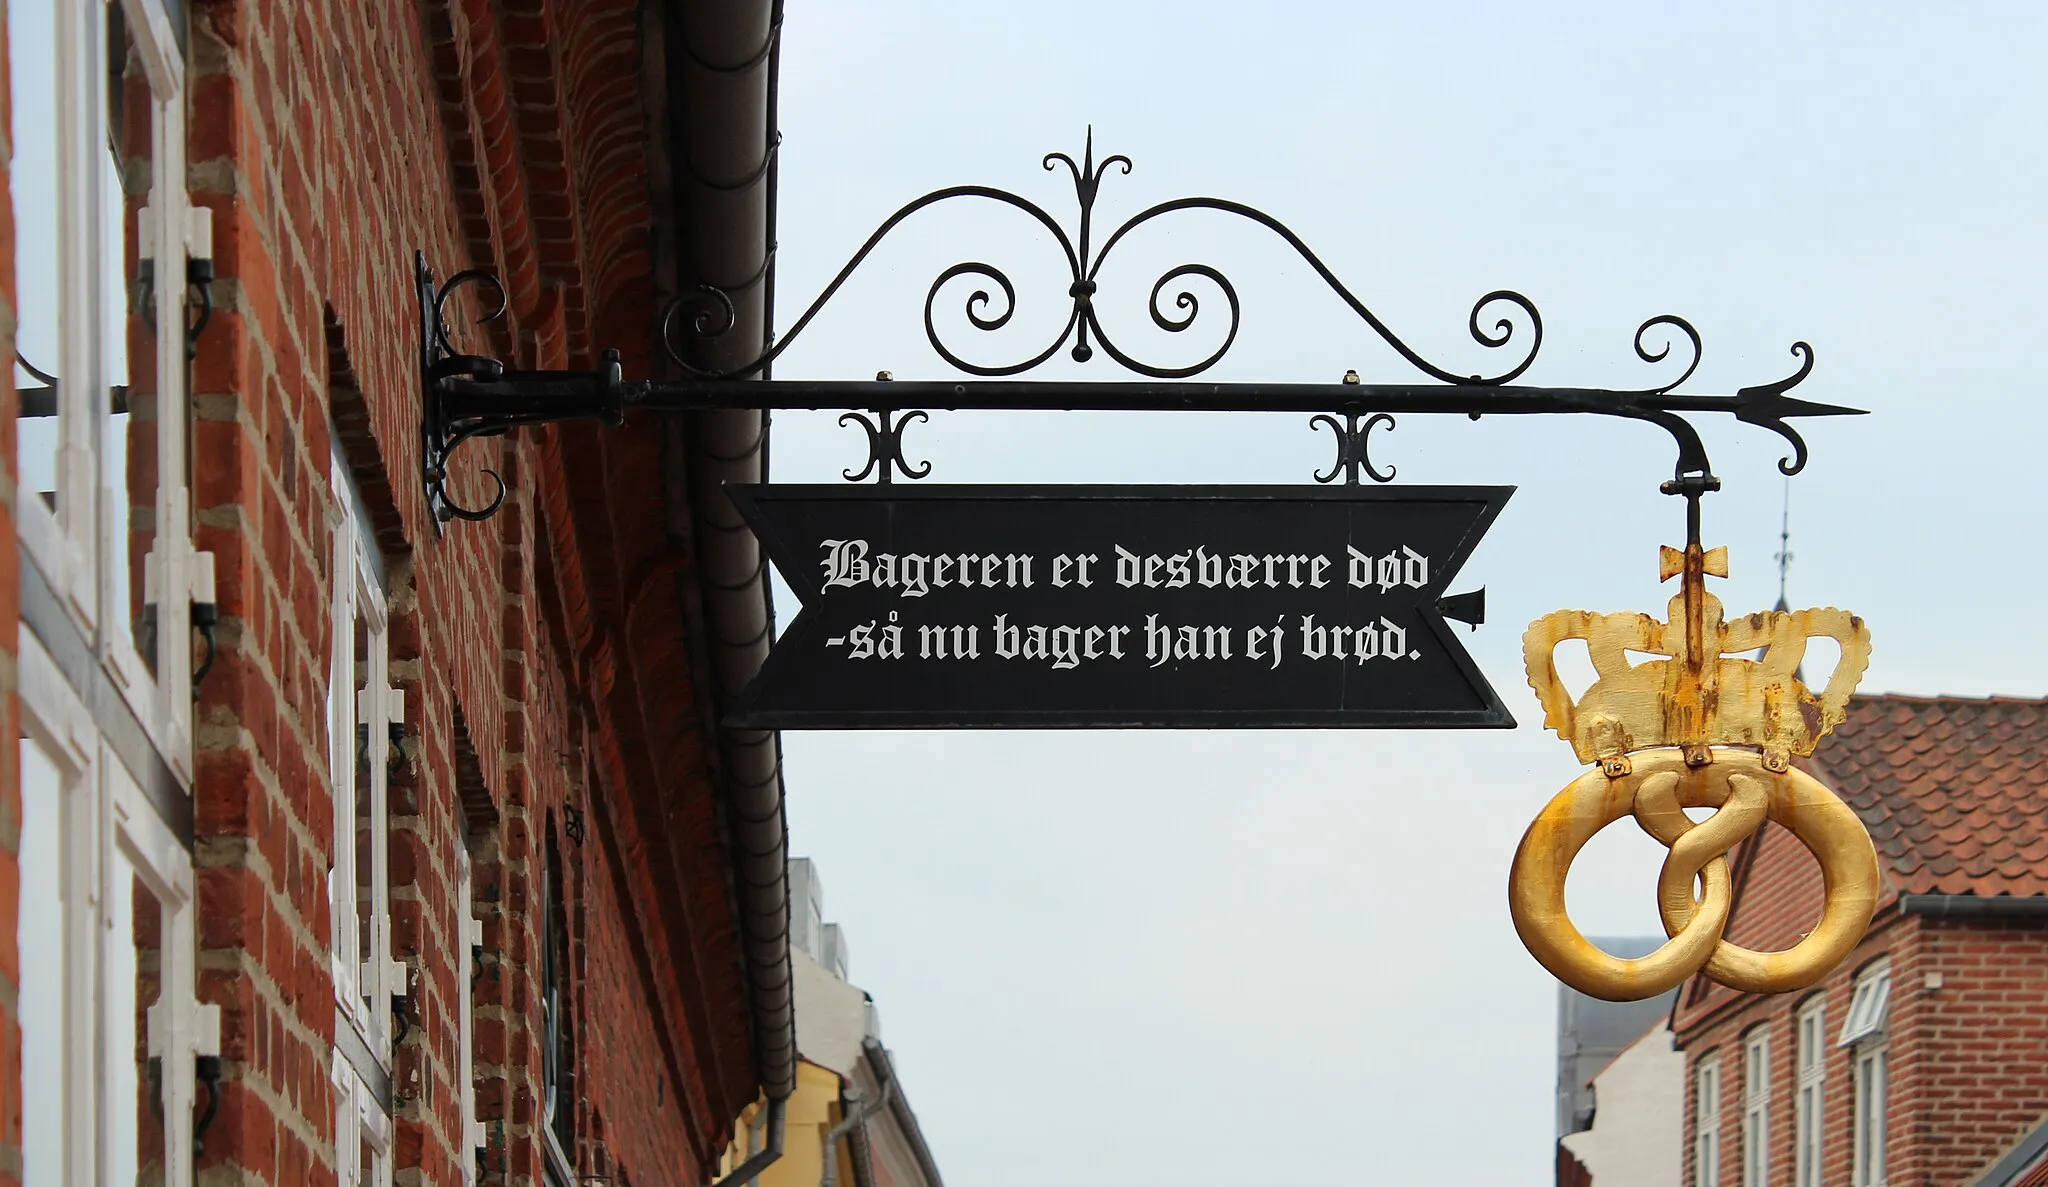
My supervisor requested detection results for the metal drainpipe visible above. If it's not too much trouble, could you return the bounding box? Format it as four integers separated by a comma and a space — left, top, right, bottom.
711, 1097, 787, 1187
819, 1071, 895, 1187
668, 0, 799, 1107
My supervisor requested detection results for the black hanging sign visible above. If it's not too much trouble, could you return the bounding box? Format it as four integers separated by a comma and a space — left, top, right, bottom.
726, 484, 1515, 730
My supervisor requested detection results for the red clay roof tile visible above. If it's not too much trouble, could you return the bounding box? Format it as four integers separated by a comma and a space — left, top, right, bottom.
1812, 694, 2048, 898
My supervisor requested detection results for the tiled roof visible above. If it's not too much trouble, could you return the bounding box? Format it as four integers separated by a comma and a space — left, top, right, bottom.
1810, 694, 2048, 898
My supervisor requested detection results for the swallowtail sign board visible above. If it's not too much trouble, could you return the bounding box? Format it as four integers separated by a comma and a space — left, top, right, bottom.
726, 485, 1512, 730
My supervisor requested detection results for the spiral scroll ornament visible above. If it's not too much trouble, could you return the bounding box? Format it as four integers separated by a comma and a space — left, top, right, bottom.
659, 129, 1559, 384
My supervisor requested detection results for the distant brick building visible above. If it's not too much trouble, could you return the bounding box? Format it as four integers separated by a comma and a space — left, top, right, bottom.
1676, 695, 2048, 1187
3, 2, 802, 1186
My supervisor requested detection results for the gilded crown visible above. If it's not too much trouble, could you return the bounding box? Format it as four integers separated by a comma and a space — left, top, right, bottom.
1523, 545, 1871, 772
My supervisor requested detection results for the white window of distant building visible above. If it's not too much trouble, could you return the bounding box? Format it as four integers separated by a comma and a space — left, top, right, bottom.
1795, 997, 1826, 1187
1695, 1052, 1723, 1187
1843, 960, 1892, 1187
1839, 959, 1892, 1048
1742, 1026, 1770, 1187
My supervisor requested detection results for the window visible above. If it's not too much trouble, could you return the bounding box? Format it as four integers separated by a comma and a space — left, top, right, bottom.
12, 0, 202, 774
458, 827, 485, 1185
109, 756, 201, 1187
541, 835, 576, 1184
1843, 960, 1891, 1187
332, 1053, 394, 1187
328, 449, 404, 1059
328, 450, 402, 1187
1695, 1053, 1723, 1187
1839, 960, 1892, 1047
1851, 1041, 1888, 1187
1795, 997, 1826, 1187
17, 674, 91, 1186
17, 632, 205, 1187
11, 3, 207, 1183
1740, 1027, 1770, 1187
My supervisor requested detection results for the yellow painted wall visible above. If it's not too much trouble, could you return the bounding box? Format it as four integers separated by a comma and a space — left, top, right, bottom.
718, 1060, 858, 1187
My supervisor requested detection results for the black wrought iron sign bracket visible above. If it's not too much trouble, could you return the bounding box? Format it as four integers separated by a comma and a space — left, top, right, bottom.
416, 130, 1861, 522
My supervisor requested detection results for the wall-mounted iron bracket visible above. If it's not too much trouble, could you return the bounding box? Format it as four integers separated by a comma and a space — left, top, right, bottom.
416, 133, 1864, 523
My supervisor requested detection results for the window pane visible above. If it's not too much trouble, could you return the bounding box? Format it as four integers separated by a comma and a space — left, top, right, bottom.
1854, 1055, 1871, 1183
10, 0, 64, 507
18, 735, 67, 1186
328, 558, 355, 1005
106, 0, 164, 678
354, 606, 375, 1022
108, 860, 169, 1186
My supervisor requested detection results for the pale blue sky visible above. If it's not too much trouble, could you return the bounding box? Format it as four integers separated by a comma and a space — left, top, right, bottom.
765, 3, 2048, 1184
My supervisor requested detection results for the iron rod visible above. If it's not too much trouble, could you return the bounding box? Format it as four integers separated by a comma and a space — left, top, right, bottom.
444, 376, 1837, 418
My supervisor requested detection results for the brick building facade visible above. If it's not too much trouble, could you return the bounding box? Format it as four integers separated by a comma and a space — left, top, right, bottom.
2, 1, 797, 1186
1676, 695, 2048, 1187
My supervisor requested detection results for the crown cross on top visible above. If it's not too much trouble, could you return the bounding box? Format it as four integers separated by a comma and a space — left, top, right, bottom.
1523, 545, 1871, 775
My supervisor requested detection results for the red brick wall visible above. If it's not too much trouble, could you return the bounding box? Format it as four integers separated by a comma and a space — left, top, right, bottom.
1677, 821, 2048, 1185
160, 0, 759, 1185
1680, 913, 1905, 1187
1907, 917, 2048, 1184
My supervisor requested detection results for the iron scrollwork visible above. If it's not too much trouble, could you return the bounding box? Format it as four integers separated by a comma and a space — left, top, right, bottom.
417, 252, 627, 525
660, 128, 1552, 386
839, 407, 932, 484
418, 132, 1862, 522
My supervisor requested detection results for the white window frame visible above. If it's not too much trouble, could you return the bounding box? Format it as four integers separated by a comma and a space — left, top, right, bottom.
15, 0, 104, 616
17, 634, 103, 1187
19, 629, 204, 1187
99, 0, 196, 777
1839, 959, 1892, 1048
105, 741, 200, 1187
1741, 1027, 1770, 1187
1795, 997, 1826, 1187
17, 0, 199, 782
332, 1053, 394, 1187
1695, 1052, 1723, 1187
458, 841, 485, 1185
329, 451, 403, 1067
1845, 959, 1891, 1187
1851, 1040, 1888, 1187
540, 855, 576, 1184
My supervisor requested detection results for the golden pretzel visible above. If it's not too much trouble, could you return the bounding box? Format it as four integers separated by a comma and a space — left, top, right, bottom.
1510, 539, 1878, 1000
1508, 748, 1879, 1001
